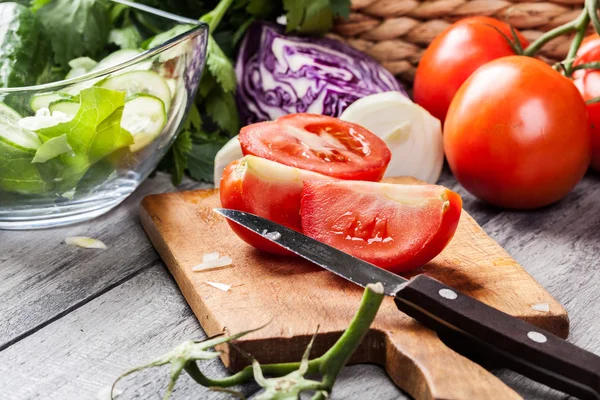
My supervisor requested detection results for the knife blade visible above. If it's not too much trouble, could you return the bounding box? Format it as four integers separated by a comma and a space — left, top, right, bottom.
215, 208, 600, 400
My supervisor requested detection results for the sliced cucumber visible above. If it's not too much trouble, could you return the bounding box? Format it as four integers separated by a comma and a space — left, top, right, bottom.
91, 49, 142, 73
30, 93, 73, 113
49, 100, 80, 118
66, 57, 98, 79
99, 70, 172, 112
0, 102, 22, 123
121, 94, 167, 152
0, 117, 41, 152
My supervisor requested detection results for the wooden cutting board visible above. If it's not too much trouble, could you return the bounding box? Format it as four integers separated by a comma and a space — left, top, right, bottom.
140, 177, 569, 400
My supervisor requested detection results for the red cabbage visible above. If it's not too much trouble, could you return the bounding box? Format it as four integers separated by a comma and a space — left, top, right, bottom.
235, 22, 406, 125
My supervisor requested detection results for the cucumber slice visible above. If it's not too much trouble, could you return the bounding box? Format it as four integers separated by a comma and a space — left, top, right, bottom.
30, 92, 72, 112
49, 100, 80, 118
0, 117, 41, 151
0, 102, 22, 123
121, 94, 167, 152
99, 70, 172, 112
91, 49, 142, 73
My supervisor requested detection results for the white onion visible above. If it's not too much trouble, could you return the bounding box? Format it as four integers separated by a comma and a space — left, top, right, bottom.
65, 237, 107, 249
340, 91, 444, 183
205, 281, 232, 292
213, 135, 243, 187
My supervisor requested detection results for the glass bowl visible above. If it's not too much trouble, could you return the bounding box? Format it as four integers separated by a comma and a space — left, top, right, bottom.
0, 4, 208, 230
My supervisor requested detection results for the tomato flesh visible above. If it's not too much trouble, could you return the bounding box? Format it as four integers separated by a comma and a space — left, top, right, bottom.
219, 155, 333, 255
414, 16, 527, 123
239, 113, 391, 181
444, 56, 591, 209
300, 180, 462, 273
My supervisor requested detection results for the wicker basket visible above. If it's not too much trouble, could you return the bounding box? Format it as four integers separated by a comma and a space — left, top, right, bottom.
332, 0, 586, 84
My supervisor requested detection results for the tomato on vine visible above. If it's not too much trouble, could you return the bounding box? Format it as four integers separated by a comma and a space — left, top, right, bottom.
444, 56, 591, 209
413, 16, 528, 123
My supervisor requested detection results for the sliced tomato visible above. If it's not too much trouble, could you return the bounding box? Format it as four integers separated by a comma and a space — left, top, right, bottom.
300, 180, 462, 273
220, 155, 333, 255
239, 113, 391, 181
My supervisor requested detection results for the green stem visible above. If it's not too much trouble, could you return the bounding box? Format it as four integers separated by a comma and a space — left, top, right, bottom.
318, 283, 386, 389
573, 61, 600, 71
199, 0, 234, 34
524, 8, 588, 57
564, 12, 591, 76
185, 359, 322, 387
587, 0, 600, 35
185, 283, 386, 391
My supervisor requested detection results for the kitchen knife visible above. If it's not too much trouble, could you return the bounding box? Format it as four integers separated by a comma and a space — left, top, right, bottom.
214, 208, 600, 400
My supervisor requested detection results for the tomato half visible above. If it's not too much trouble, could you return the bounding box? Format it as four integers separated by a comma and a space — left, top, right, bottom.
414, 16, 528, 123
220, 155, 333, 255
300, 180, 462, 273
239, 113, 391, 181
573, 36, 600, 172
444, 56, 591, 209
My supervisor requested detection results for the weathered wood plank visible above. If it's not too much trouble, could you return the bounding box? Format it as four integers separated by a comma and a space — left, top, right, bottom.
482, 173, 600, 398
0, 173, 209, 349
0, 265, 258, 399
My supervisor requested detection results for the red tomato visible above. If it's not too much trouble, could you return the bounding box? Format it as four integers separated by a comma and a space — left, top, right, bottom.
239, 113, 391, 181
577, 33, 600, 61
300, 180, 462, 273
220, 155, 333, 255
444, 56, 591, 209
414, 16, 528, 123
573, 36, 600, 172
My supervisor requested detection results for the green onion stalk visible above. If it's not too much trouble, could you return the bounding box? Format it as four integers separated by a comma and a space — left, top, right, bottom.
111, 283, 386, 400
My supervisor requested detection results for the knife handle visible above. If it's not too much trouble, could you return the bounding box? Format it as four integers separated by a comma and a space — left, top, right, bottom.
394, 274, 600, 399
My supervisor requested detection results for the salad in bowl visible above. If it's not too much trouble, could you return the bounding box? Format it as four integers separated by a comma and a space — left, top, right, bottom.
0, 0, 208, 229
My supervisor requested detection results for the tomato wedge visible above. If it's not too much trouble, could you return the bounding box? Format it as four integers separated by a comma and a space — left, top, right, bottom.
239, 113, 391, 181
300, 180, 462, 273
220, 155, 333, 255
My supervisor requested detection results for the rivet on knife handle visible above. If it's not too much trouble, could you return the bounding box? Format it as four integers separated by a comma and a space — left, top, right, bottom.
394, 275, 600, 400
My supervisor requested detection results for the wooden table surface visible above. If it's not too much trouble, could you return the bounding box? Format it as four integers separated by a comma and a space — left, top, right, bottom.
1, 170, 599, 400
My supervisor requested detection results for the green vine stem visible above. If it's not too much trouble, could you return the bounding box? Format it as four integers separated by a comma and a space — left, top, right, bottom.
572, 61, 600, 71
524, 8, 588, 58
186, 282, 386, 392
587, 0, 600, 36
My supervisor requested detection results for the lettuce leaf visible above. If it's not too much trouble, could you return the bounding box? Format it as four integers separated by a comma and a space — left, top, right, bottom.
36, 87, 133, 191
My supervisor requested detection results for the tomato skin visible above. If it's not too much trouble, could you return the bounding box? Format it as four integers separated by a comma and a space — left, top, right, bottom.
239, 113, 391, 182
219, 156, 333, 255
300, 180, 462, 273
444, 56, 591, 209
414, 16, 528, 123
573, 36, 600, 172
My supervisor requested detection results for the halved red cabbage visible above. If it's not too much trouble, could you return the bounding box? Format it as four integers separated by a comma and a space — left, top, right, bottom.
235, 22, 406, 125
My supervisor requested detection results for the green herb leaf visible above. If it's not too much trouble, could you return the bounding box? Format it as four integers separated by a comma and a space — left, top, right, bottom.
205, 85, 239, 136
36, 0, 111, 67
30, 0, 51, 12
109, 25, 143, 50
283, 0, 348, 35
330, 0, 351, 19
159, 129, 192, 185
0, 3, 53, 88
206, 35, 236, 93
187, 142, 225, 182
247, 0, 279, 18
